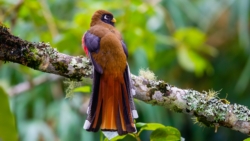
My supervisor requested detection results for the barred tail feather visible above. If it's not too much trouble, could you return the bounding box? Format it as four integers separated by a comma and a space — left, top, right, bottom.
124, 64, 138, 118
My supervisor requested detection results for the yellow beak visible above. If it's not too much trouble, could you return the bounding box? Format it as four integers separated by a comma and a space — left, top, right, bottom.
111, 18, 116, 23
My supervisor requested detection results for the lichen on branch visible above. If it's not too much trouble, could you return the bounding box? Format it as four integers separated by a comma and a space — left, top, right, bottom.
0, 25, 92, 81
132, 70, 250, 135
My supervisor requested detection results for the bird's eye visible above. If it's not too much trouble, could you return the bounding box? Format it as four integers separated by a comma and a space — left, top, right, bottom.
104, 15, 108, 20
101, 14, 114, 26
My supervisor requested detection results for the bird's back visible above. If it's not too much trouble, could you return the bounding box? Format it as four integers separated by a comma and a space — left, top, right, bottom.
89, 25, 126, 75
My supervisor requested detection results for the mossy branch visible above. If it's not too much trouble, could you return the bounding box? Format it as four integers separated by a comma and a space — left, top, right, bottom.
1, 25, 250, 135
0, 26, 92, 80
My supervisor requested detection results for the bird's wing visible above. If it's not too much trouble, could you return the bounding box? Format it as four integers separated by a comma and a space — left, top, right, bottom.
121, 40, 128, 58
83, 31, 103, 74
121, 40, 138, 118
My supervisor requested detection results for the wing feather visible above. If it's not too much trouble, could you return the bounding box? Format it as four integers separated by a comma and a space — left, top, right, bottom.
83, 31, 103, 74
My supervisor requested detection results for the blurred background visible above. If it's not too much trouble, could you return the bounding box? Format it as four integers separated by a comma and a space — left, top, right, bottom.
0, 0, 250, 140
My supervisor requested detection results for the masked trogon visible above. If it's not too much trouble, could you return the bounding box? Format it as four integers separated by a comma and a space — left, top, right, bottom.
82, 10, 138, 136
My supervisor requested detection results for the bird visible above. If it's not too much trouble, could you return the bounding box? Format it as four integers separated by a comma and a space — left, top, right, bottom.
82, 10, 138, 136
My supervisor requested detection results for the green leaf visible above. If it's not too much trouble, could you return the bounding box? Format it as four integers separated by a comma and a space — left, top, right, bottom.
174, 28, 205, 49
243, 138, 250, 141
73, 86, 91, 93
150, 127, 181, 141
0, 87, 18, 141
174, 27, 215, 76
137, 123, 165, 136
177, 46, 195, 72
136, 122, 147, 128
140, 123, 165, 131
177, 45, 213, 76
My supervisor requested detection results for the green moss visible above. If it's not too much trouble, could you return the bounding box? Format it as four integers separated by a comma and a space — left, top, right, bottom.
52, 61, 69, 74
68, 72, 84, 81
64, 80, 84, 98
171, 105, 183, 113
40, 45, 58, 60
195, 115, 215, 127
148, 87, 157, 100
156, 82, 167, 94
146, 82, 151, 88
26, 59, 41, 70
147, 99, 158, 105
30, 47, 39, 54
22, 46, 41, 69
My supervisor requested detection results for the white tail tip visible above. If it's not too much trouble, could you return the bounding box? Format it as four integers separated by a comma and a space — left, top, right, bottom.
132, 110, 138, 118
83, 120, 91, 129
102, 131, 118, 140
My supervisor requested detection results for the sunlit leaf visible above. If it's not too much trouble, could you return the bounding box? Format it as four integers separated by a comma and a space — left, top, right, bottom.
174, 27, 217, 57
186, 48, 210, 76
74, 86, 91, 93
174, 28, 205, 49
150, 127, 181, 141
177, 46, 213, 76
140, 123, 165, 131
177, 46, 195, 72
243, 138, 250, 141
136, 122, 147, 128
175, 27, 215, 76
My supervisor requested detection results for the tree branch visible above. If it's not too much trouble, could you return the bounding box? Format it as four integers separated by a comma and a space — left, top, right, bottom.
0, 25, 92, 80
1, 25, 250, 135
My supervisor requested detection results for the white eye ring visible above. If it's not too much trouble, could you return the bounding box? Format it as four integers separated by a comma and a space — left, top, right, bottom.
104, 15, 108, 20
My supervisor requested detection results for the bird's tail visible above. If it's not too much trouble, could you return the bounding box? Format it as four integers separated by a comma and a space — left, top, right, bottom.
83, 70, 137, 135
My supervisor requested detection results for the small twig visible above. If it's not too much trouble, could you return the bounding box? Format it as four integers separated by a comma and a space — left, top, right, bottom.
39, 0, 59, 37
7, 74, 61, 96
1, 0, 24, 27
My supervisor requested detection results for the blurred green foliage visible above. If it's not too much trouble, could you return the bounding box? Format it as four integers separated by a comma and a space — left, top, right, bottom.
0, 87, 18, 141
0, 0, 250, 141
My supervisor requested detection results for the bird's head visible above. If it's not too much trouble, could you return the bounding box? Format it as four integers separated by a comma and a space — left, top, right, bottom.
90, 10, 116, 27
